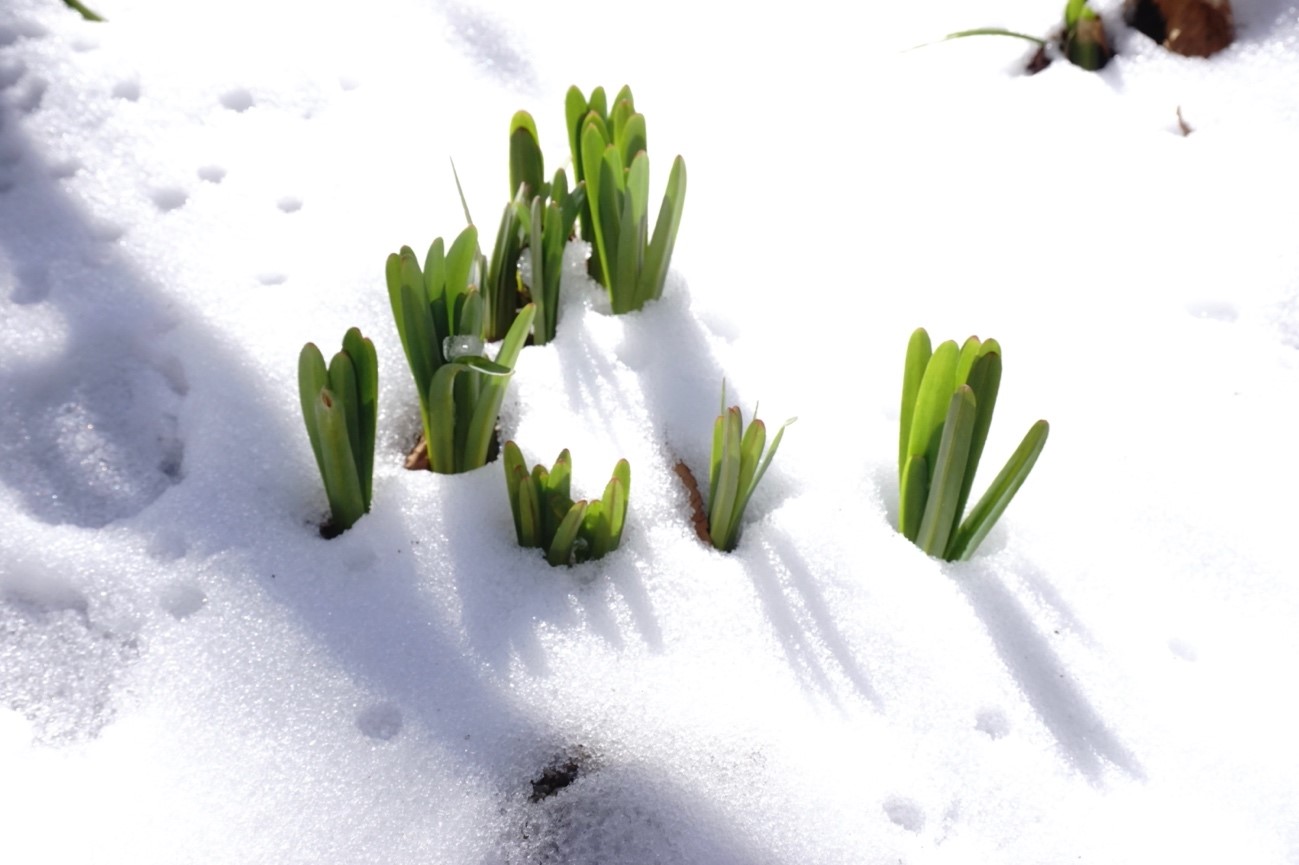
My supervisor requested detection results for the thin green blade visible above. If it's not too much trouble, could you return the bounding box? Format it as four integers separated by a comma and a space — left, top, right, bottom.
948, 419, 1049, 561
341, 328, 378, 510
641, 155, 686, 308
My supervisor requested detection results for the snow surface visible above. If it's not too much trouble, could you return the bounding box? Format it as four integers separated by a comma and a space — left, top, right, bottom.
2, 0, 1299, 861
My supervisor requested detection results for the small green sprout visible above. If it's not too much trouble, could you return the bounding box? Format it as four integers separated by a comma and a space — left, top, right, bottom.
503, 441, 630, 566
386, 226, 535, 473
898, 329, 1049, 561
1062, 0, 1113, 70
298, 328, 377, 535
706, 383, 795, 553
931, 0, 1112, 72
566, 85, 687, 313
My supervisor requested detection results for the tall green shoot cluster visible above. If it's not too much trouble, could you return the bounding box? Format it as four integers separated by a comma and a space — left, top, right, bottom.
705, 384, 795, 553
298, 328, 378, 534
898, 329, 1048, 561
386, 226, 535, 474
566, 85, 687, 314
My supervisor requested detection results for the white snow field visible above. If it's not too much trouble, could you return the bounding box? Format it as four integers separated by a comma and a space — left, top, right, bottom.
2, 0, 1298, 862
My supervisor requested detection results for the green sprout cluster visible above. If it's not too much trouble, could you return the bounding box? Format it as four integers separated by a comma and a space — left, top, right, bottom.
898, 329, 1049, 561
386, 226, 536, 474
482, 112, 584, 345
298, 328, 378, 534
706, 383, 795, 553
503, 442, 630, 566
295, 86, 1049, 561
567, 85, 687, 314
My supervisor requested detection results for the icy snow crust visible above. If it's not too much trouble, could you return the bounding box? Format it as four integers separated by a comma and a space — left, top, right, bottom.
2, 0, 1298, 862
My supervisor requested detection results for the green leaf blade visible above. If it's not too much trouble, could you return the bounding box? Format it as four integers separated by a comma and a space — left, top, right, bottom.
915, 386, 978, 558
948, 419, 1049, 561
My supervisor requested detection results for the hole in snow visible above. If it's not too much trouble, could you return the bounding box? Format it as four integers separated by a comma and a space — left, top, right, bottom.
883, 797, 925, 833
151, 187, 188, 212
1168, 637, 1198, 661
160, 583, 206, 619
257, 272, 287, 286
277, 196, 302, 213
197, 164, 226, 183
357, 703, 403, 741
975, 708, 1011, 739
220, 88, 253, 112
1185, 299, 1237, 322
111, 80, 140, 101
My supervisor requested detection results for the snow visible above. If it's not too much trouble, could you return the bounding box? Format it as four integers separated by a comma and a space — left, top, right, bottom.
2, 0, 1298, 861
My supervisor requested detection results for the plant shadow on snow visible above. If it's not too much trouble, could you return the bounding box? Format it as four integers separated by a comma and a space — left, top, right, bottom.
437, 462, 664, 677
951, 556, 1145, 784
746, 531, 882, 710
0, 50, 187, 741
607, 280, 725, 471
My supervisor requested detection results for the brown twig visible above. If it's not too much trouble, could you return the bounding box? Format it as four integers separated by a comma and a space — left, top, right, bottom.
673, 461, 712, 546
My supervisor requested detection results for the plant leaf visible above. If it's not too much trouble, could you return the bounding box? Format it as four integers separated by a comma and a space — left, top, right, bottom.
515, 464, 540, 548
915, 385, 977, 557
900, 327, 933, 479
509, 110, 543, 202
341, 328, 378, 510
619, 112, 648, 171
709, 407, 744, 551
734, 415, 794, 541
327, 350, 361, 500
314, 387, 365, 532
948, 419, 1049, 561
461, 304, 535, 470
504, 441, 527, 543
547, 501, 588, 566
604, 459, 630, 551
899, 453, 929, 542
445, 226, 480, 335
427, 363, 464, 473
298, 343, 329, 483
953, 348, 1001, 531
641, 155, 687, 309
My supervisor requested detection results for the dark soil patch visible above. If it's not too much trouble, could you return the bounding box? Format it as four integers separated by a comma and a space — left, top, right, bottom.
530, 747, 591, 802
1125, 0, 1234, 57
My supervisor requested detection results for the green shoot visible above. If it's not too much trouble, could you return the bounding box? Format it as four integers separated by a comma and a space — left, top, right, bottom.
386, 226, 535, 473
503, 442, 630, 566
566, 85, 687, 313
898, 328, 1048, 561
483, 112, 584, 344
706, 382, 795, 552
925, 0, 1112, 72
298, 328, 378, 535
